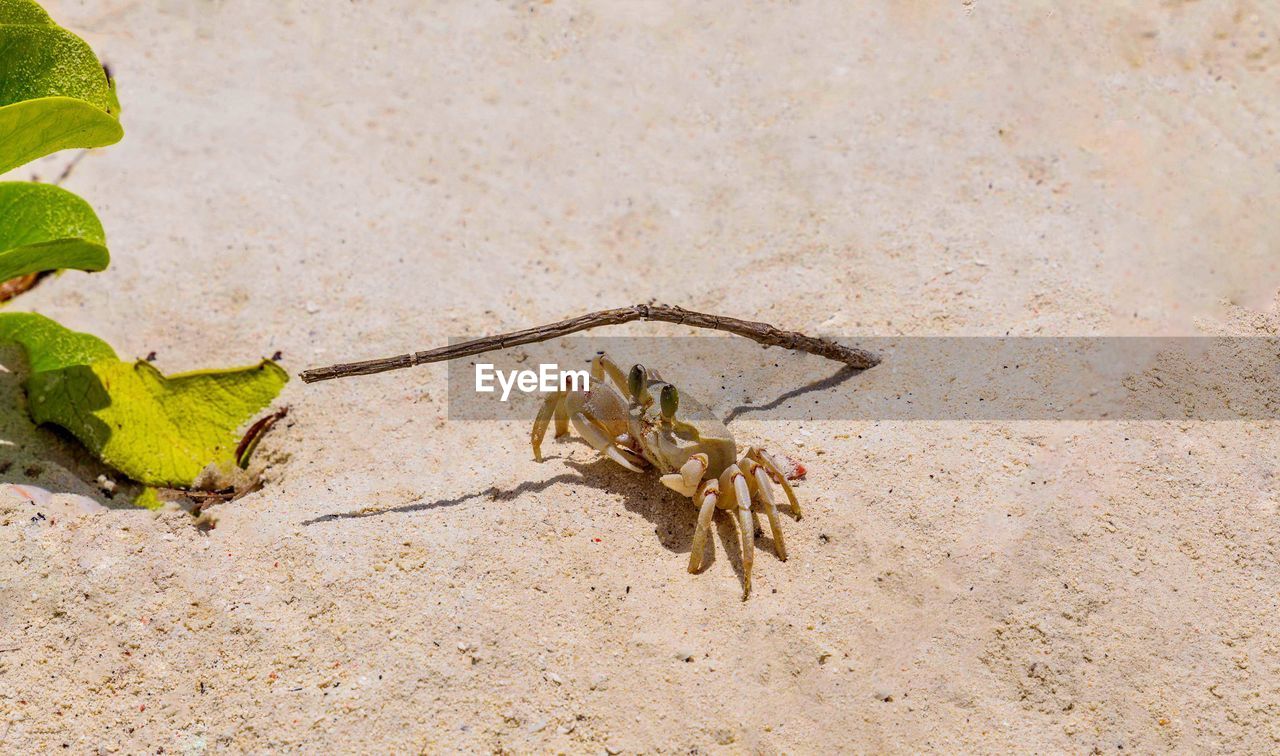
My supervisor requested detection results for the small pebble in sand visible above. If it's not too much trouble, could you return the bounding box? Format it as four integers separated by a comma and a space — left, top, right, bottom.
95, 475, 116, 495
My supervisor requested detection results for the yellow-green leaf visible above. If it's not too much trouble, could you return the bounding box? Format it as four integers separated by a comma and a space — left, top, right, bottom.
0, 181, 108, 281
0, 312, 287, 487
26, 359, 287, 486
132, 487, 164, 511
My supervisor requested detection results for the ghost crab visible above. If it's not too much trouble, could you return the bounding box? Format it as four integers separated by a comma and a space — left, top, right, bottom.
532, 353, 801, 599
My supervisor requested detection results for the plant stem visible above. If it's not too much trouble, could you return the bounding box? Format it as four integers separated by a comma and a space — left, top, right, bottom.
0, 273, 39, 303
299, 304, 879, 383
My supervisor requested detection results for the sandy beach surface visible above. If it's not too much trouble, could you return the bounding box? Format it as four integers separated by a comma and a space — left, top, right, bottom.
3, 1, 1279, 752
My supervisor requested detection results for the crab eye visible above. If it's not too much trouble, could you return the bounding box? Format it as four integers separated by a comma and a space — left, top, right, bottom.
660, 384, 679, 419
628, 364, 645, 398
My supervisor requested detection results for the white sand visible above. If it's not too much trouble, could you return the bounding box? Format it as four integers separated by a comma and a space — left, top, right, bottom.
2, 1, 1279, 751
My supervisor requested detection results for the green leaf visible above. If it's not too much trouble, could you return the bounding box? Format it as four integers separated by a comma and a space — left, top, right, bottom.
0, 313, 288, 487
0, 311, 114, 371
0, 0, 54, 25
0, 181, 107, 281
0, 0, 123, 174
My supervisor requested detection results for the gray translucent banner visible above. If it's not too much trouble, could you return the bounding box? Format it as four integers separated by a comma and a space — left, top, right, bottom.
445, 337, 1280, 421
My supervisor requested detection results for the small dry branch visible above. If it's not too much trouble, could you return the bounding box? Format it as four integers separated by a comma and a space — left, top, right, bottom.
300, 304, 879, 384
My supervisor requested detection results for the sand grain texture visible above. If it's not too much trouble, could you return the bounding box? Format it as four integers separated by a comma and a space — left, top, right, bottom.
2, 1, 1279, 752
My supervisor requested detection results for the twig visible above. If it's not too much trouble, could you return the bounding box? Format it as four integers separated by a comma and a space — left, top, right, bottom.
235, 406, 289, 468
300, 303, 879, 383
53, 151, 88, 185
170, 487, 237, 502
0, 272, 48, 303
160, 478, 265, 515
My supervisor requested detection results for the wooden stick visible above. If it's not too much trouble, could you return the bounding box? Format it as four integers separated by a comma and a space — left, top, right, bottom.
299, 303, 880, 383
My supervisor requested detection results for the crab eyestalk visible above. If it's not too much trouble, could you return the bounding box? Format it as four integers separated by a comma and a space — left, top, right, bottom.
660, 384, 679, 419
628, 363, 646, 399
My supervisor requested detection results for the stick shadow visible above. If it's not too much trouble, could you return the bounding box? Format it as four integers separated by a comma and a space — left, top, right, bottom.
723, 363, 865, 423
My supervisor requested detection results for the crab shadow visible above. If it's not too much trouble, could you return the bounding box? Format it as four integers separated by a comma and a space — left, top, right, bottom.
555, 363, 851, 576
303, 444, 783, 593
299, 472, 583, 524
300, 364, 854, 585
563, 457, 787, 588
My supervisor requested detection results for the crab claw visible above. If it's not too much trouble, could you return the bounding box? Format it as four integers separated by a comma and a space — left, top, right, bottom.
680, 453, 708, 490
571, 414, 645, 472
660, 473, 697, 497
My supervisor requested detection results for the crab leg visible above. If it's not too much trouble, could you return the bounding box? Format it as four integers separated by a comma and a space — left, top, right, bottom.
553, 391, 570, 437
747, 447, 801, 519
744, 460, 787, 561
591, 353, 632, 398
687, 479, 719, 573
724, 464, 755, 600
570, 413, 647, 472
531, 392, 565, 462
